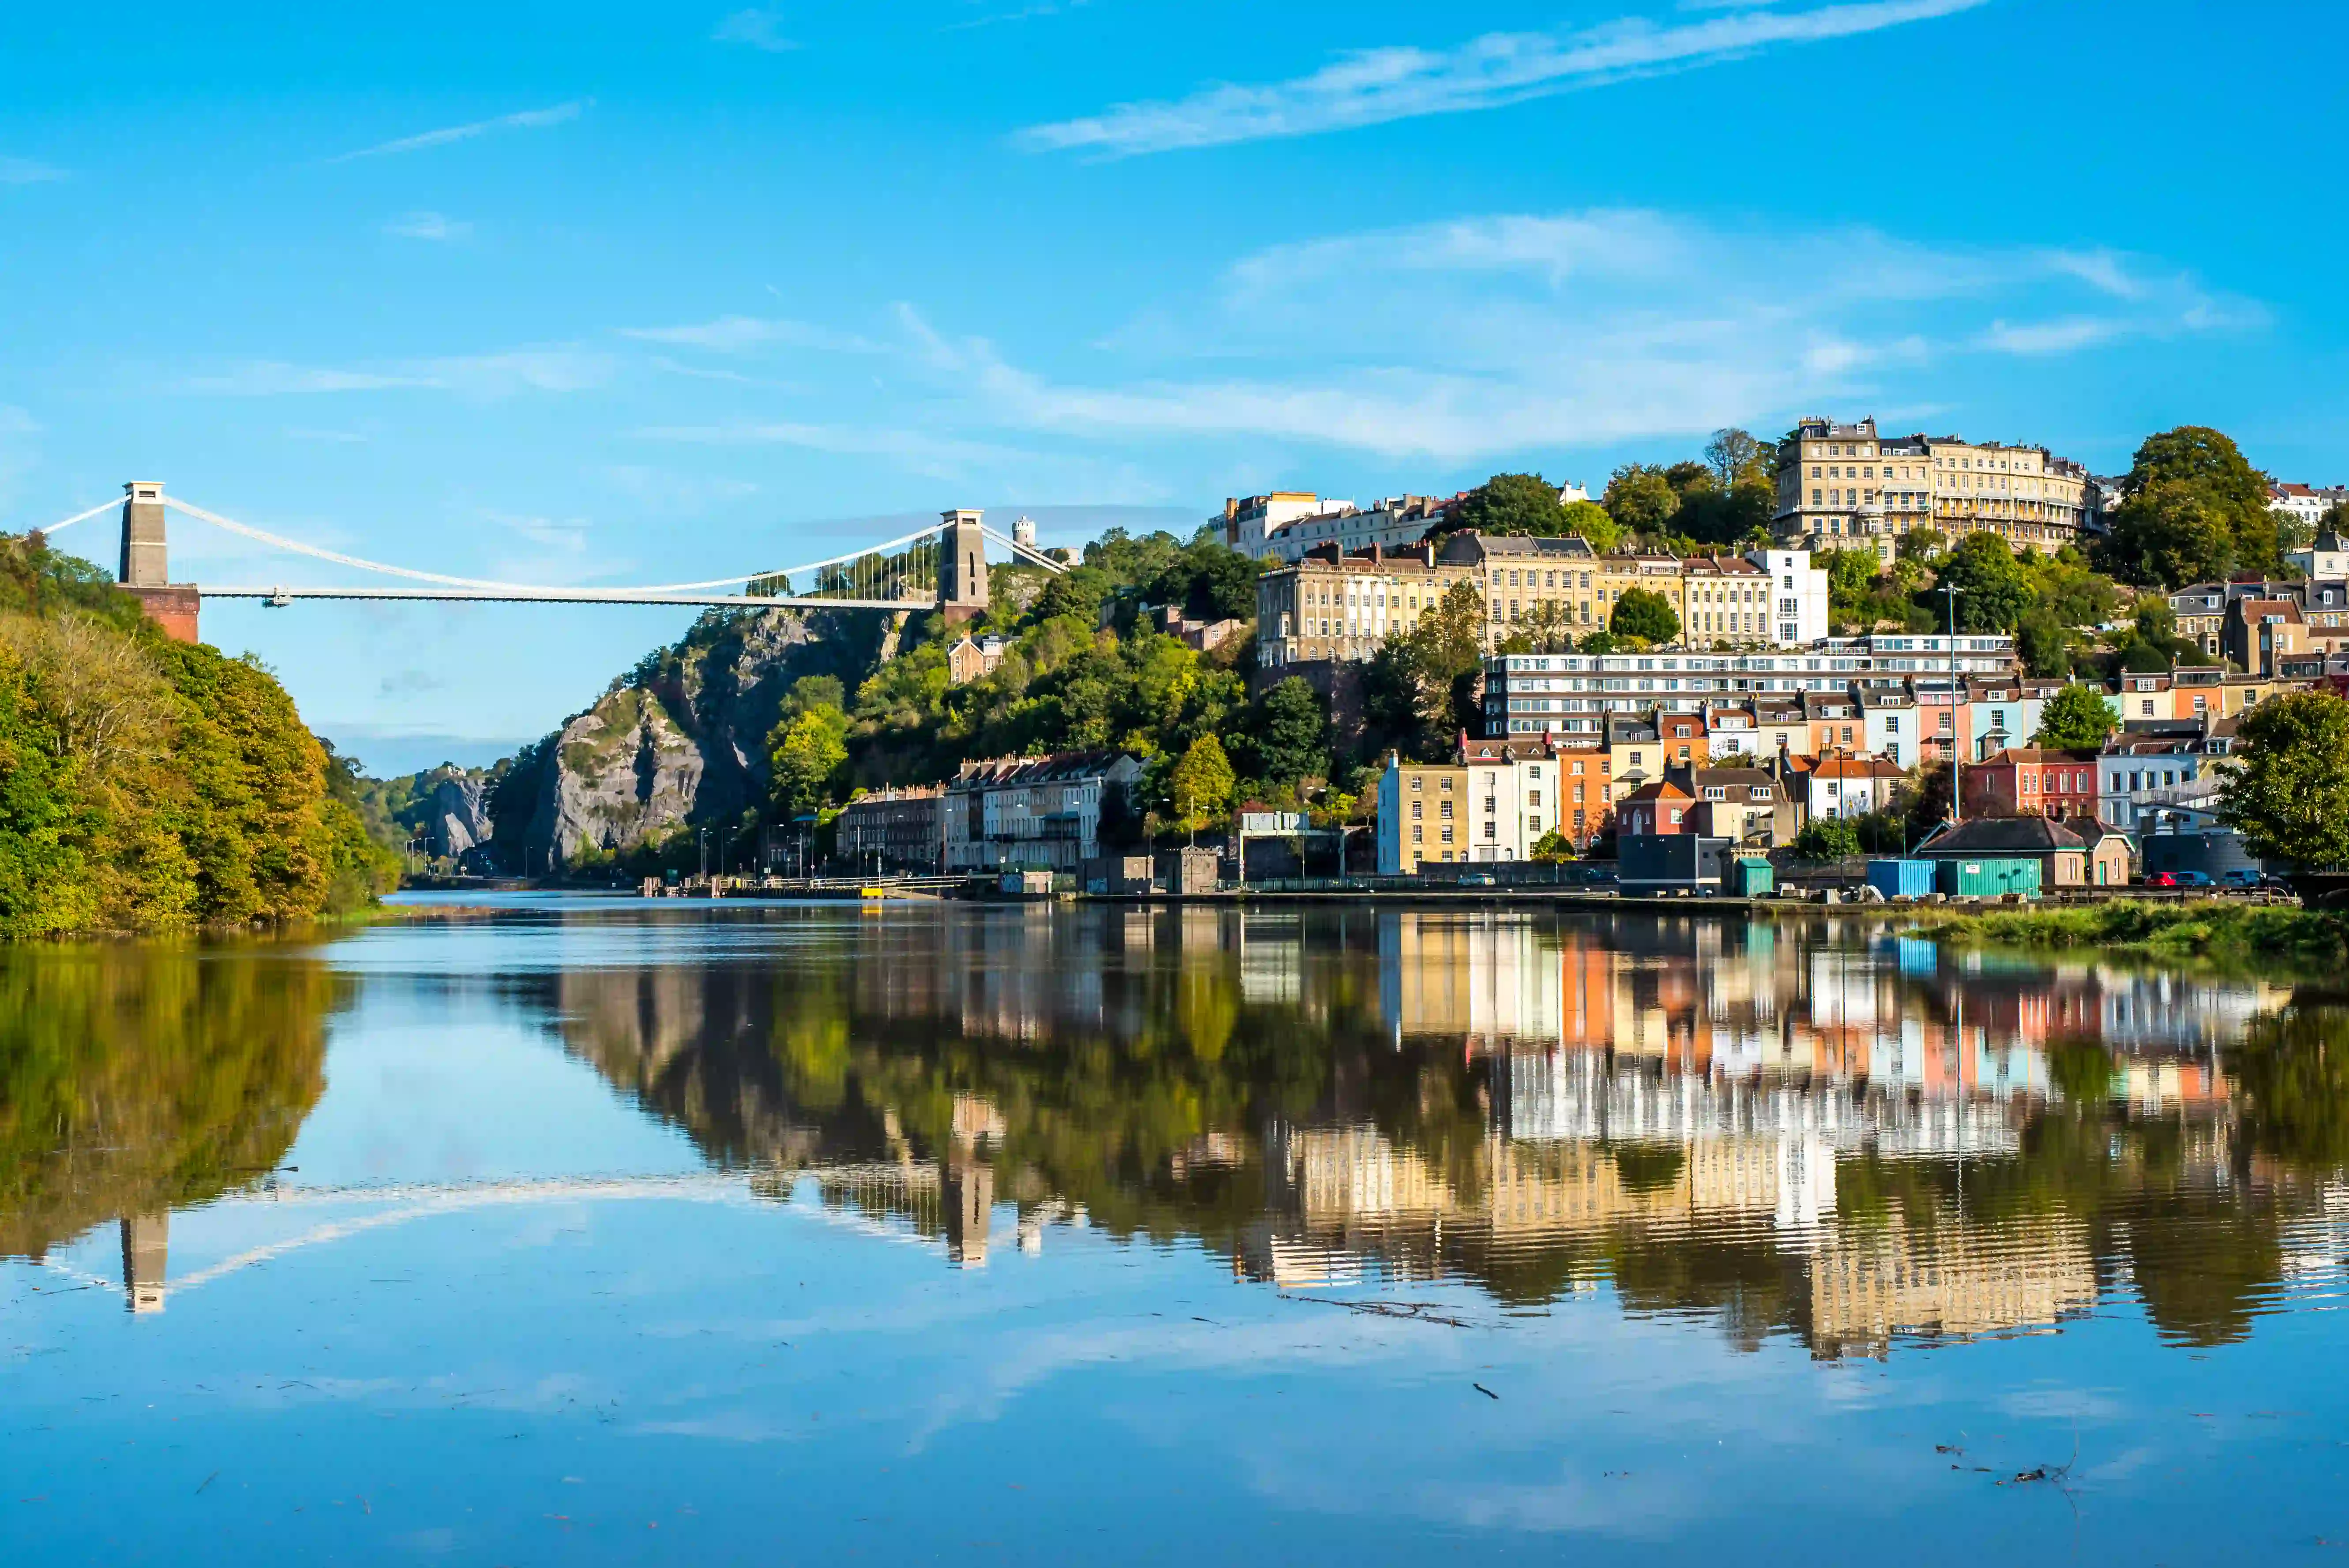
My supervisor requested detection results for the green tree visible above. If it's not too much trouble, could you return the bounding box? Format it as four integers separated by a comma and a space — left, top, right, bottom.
1602, 465, 1680, 536
1609, 586, 1680, 645
2016, 609, 2072, 678
1168, 734, 1235, 832
2104, 479, 2236, 589
769, 702, 849, 817
1450, 473, 1572, 536
2032, 683, 2117, 750
1529, 829, 1576, 863
1924, 532, 2034, 632
2218, 690, 2349, 867
1245, 677, 1331, 788
1792, 817, 1861, 862
1703, 427, 1771, 491
1558, 499, 1620, 553
2110, 426, 2278, 580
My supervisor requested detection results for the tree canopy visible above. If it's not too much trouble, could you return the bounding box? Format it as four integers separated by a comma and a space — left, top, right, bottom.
1448, 473, 1572, 537
1167, 734, 1235, 831
1602, 465, 1679, 536
2219, 690, 2349, 867
2032, 683, 2118, 750
2104, 427, 2278, 585
1609, 586, 1680, 645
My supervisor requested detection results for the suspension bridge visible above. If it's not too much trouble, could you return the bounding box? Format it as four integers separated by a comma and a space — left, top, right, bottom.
26, 481, 1069, 642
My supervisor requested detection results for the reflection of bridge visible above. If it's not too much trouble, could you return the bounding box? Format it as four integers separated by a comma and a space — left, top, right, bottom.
32, 483, 1067, 643
78, 1164, 1008, 1314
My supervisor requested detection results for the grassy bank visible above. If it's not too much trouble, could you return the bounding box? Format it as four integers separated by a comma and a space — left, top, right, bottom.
1907, 899, 2349, 969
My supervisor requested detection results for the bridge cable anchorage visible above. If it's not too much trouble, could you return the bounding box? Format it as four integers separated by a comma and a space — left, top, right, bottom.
22, 497, 125, 536
158, 495, 951, 602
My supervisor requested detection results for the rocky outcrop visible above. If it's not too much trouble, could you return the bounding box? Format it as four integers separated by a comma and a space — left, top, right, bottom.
518, 607, 860, 866
419, 769, 494, 859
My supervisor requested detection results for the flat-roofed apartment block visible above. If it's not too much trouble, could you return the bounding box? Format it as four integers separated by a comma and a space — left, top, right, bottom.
1256, 543, 1477, 670
1481, 634, 2018, 738
1774, 415, 2088, 561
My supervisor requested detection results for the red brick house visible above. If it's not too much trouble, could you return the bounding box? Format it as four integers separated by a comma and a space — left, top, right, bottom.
1962, 747, 2100, 822
1617, 778, 1694, 836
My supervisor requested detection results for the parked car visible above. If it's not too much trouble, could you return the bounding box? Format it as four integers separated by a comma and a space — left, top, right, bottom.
2147, 869, 2212, 888
1461, 873, 1497, 887
2218, 867, 2264, 888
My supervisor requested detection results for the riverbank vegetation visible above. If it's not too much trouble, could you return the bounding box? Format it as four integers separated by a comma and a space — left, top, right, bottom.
0, 533, 397, 940
1907, 899, 2349, 969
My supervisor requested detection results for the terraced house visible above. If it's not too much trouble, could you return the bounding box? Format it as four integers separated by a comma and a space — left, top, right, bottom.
1772, 415, 2089, 560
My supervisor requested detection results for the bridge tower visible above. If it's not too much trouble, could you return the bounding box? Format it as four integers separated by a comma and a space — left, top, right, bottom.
938, 508, 988, 625
116, 481, 201, 643
120, 1212, 169, 1315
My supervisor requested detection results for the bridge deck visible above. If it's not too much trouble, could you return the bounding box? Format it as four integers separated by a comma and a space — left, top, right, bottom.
198, 585, 934, 610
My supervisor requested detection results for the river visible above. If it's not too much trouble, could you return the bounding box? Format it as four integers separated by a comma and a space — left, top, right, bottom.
5, 897, 2347, 1563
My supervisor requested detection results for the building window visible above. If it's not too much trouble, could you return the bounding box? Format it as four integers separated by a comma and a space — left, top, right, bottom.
1411, 825, 1422, 843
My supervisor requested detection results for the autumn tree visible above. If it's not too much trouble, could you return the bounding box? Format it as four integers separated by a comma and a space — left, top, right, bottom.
1168, 734, 1235, 834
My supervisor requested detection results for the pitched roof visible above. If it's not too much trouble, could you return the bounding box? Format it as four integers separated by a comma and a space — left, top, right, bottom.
1915, 816, 2090, 856
1809, 749, 1905, 780
1620, 778, 1693, 805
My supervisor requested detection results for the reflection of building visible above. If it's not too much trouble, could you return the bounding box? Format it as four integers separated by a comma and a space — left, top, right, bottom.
1804, 1213, 2098, 1358
121, 1213, 168, 1315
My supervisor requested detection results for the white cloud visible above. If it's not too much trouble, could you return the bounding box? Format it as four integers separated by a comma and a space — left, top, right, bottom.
618, 315, 885, 354
0, 156, 67, 185
712, 9, 799, 51
1018, 0, 1990, 155
385, 210, 470, 241
184, 345, 615, 398
878, 209, 2262, 461
326, 101, 586, 163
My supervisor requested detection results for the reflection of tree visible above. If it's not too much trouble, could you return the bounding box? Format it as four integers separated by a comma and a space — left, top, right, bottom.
542, 909, 2349, 1356
2231, 1003, 2349, 1169
0, 943, 338, 1260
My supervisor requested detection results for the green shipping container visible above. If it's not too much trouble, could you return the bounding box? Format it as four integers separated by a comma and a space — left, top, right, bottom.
1733, 859, 1775, 898
1936, 856, 2041, 898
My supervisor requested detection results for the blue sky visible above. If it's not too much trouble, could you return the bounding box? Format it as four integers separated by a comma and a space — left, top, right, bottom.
3, 0, 2343, 771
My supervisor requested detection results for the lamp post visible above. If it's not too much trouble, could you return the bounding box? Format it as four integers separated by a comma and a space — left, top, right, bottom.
1937, 580, 1969, 825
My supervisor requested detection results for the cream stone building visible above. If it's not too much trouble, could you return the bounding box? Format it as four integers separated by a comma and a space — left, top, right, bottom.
1773, 415, 2089, 560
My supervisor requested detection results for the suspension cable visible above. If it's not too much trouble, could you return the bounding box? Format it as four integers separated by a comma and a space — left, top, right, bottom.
23, 497, 124, 536
161, 495, 949, 597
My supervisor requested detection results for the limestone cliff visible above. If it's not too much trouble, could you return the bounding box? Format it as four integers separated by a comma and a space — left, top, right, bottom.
503, 606, 873, 868
417, 768, 494, 860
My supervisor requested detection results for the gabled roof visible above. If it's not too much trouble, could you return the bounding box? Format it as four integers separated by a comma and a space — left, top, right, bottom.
1620, 778, 1693, 805
1809, 750, 1905, 780
1914, 815, 2090, 856
1978, 746, 2100, 766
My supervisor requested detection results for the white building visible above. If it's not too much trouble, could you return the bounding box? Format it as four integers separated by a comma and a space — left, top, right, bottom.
1482, 634, 2017, 738
1239, 494, 1458, 563
1220, 493, 1355, 559
1751, 548, 1829, 646
1860, 688, 1917, 769
2286, 522, 2349, 579
2272, 483, 2347, 534
1802, 752, 1908, 820
942, 752, 1145, 874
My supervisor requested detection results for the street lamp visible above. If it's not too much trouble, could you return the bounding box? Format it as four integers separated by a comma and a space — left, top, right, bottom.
1937, 580, 1969, 825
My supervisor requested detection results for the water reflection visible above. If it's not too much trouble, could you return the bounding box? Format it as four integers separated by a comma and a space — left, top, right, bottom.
6, 907, 2346, 1355
0, 942, 341, 1310
537, 907, 2345, 1354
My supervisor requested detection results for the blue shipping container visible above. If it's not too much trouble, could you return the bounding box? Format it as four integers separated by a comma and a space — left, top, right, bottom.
1866, 859, 1936, 900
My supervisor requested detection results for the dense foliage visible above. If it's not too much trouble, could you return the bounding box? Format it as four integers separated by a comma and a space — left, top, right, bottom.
2219, 690, 2349, 868
822, 527, 1338, 832
0, 533, 393, 938
2101, 426, 2281, 588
